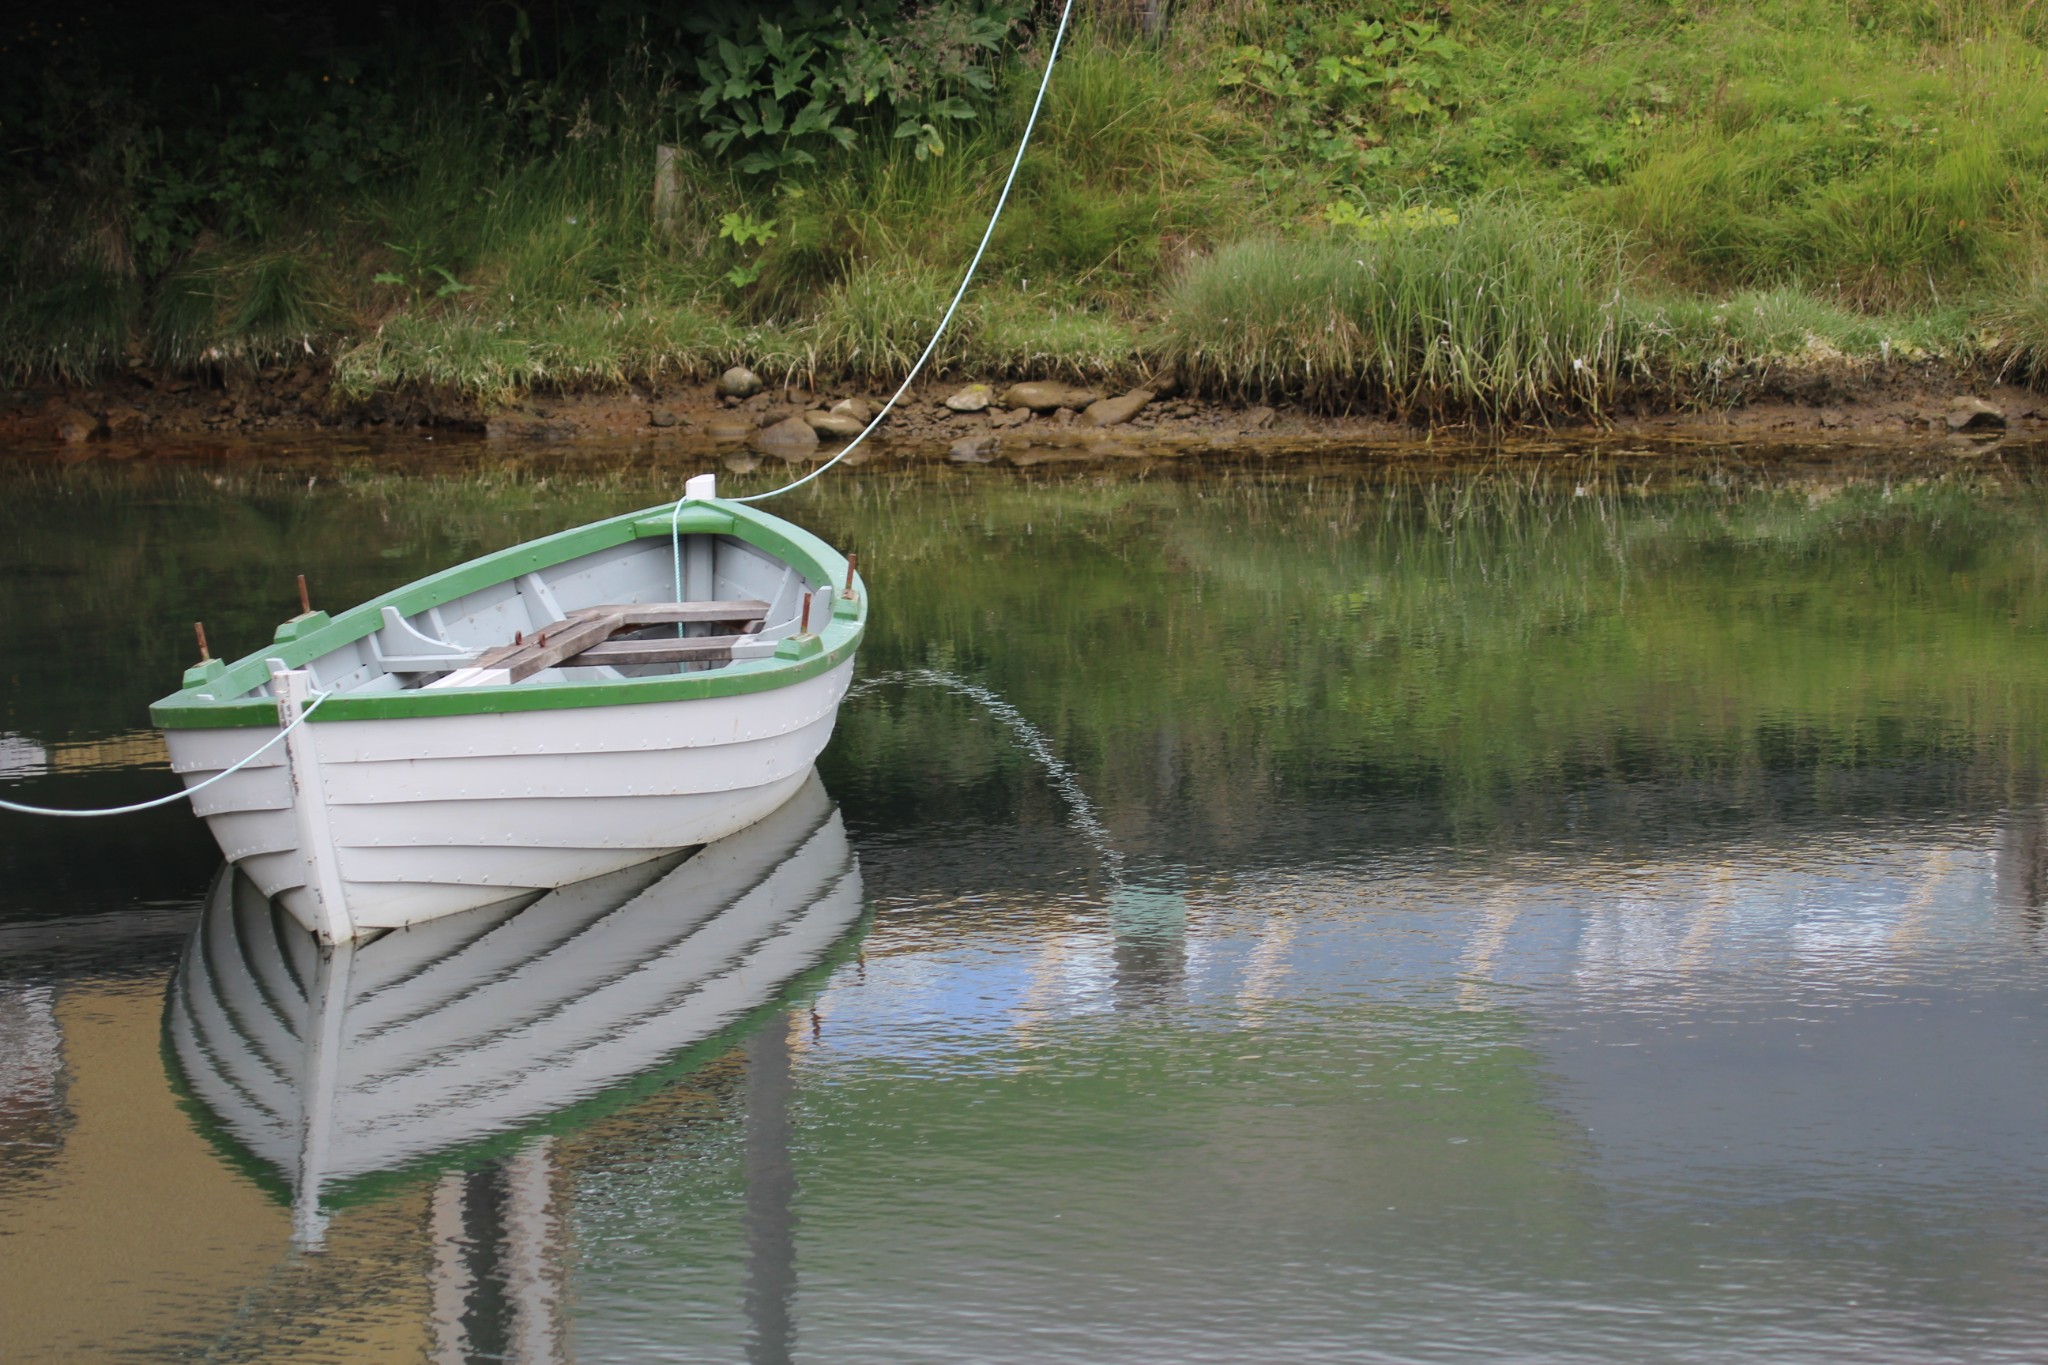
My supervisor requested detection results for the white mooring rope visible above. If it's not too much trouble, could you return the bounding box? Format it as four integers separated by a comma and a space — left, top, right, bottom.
0, 690, 331, 819
671, 0, 1077, 587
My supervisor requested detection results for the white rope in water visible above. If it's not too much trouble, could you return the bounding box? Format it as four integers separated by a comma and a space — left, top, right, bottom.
848, 666, 1124, 885
0, 690, 331, 819
671, 0, 1077, 583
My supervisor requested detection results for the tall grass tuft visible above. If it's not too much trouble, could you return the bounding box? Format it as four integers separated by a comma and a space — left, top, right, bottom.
811, 261, 977, 382
1982, 265, 2048, 387
1157, 201, 1639, 420
0, 264, 137, 384
151, 248, 340, 369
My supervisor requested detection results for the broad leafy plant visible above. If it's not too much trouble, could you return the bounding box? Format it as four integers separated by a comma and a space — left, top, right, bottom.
1221, 13, 1465, 184
688, 1, 1025, 173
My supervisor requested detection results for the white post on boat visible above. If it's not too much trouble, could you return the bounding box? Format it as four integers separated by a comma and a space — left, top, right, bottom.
682, 474, 718, 601
292, 936, 355, 1252
271, 664, 354, 944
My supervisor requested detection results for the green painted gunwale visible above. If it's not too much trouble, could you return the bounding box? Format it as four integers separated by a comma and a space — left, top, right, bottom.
149, 498, 866, 729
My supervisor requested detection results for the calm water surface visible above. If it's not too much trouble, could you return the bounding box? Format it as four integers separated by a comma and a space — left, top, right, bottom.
5, 436, 2048, 1362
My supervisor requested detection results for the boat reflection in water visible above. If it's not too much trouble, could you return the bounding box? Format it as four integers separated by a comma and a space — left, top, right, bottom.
165, 769, 863, 1259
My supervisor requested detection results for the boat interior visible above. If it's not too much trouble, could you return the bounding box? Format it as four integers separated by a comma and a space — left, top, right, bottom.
245, 532, 828, 699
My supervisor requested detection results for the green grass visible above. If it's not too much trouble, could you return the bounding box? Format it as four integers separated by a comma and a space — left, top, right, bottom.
1156, 200, 1638, 419
0, 263, 137, 385
150, 246, 342, 369
7, 5, 2048, 411
1983, 261, 2048, 385
1598, 31, 2048, 305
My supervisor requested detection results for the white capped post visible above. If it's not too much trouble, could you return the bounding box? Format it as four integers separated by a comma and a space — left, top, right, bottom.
271, 665, 353, 943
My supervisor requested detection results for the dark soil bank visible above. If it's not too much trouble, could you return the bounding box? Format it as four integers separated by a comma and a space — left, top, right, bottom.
5, 361, 2045, 457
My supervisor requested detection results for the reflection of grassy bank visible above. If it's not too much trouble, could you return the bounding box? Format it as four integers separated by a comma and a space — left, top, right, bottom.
819, 461, 2048, 845
7, 6, 2048, 417
12, 454, 2048, 818
5, 449, 2048, 850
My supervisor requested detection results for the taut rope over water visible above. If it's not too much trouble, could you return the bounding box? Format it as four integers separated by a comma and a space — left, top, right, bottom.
669, 0, 1077, 587
0, 690, 331, 818
10, 5, 1075, 823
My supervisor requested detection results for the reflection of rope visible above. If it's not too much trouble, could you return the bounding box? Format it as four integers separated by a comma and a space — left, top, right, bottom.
849, 668, 1123, 884
0, 690, 330, 819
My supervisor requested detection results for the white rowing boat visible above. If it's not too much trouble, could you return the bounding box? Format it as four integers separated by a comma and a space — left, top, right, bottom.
163, 769, 863, 1246
149, 477, 865, 942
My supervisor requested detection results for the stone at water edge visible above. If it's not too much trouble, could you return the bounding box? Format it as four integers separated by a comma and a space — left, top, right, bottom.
104, 406, 149, 437
1081, 389, 1156, 428
949, 436, 1001, 463
484, 413, 579, 441
647, 409, 681, 429
1946, 397, 2006, 432
704, 417, 755, 441
804, 410, 867, 438
944, 384, 995, 412
717, 366, 764, 399
989, 407, 1031, 429
1244, 406, 1277, 430
52, 408, 99, 443
1000, 381, 1103, 413
751, 415, 820, 452
830, 396, 875, 421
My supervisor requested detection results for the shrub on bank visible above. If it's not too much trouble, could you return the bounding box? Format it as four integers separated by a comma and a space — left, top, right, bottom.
1157, 202, 1639, 420
1984, 265, 2048, 387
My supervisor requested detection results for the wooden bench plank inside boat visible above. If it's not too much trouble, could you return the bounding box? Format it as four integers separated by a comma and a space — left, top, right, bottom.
426, 599, 772, 687
572, 634, 761, 667
570, 600, 770, 628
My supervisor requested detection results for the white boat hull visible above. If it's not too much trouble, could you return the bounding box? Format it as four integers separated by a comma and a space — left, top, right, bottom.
164, 657, 854, 936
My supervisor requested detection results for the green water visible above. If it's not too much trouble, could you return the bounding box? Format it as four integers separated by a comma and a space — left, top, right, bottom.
5, 437, 2048, 1361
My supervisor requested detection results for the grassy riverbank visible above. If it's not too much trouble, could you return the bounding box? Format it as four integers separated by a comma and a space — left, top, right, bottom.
6, 2, 2048, 419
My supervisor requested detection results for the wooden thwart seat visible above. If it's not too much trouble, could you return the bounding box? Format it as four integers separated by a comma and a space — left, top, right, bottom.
469, 599, 770, 683
571, 634, 753, 667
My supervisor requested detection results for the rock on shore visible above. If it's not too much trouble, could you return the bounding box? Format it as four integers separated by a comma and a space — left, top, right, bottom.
752, 415, 819, 452
1001, 381, 1102, 413
1081, 388, 1155, 427
717, 366, 764, 399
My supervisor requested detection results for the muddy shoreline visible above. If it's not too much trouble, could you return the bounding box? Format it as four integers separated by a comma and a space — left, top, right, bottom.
5, 360, 2044, 456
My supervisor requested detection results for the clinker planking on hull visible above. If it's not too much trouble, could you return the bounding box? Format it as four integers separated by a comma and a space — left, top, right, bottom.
150, 478, 867, 942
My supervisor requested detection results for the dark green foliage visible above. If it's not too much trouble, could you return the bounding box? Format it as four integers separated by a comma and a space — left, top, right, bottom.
687, 1, 1026, 171
6, 2, 2048, 402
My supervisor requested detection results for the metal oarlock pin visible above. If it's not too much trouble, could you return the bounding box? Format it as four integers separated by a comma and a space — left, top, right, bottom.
843, 552, 859, 598
297, 573, 312, 615
800, 594, 812, 635
194, 622, 212, 662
